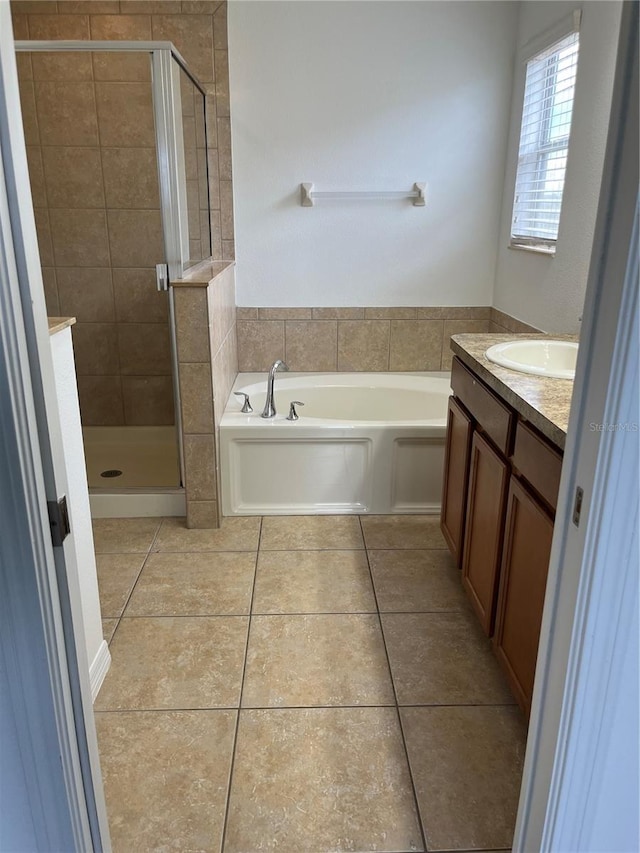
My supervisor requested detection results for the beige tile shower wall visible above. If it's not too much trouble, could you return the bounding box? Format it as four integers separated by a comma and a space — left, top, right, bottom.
173, 261, 237, 529
11, 2, 232, 264
11, 0, 234, 425
16, 46, 174, 426
236, 308, 493, 374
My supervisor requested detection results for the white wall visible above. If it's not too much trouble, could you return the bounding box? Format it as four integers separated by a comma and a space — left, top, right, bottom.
493, 1, 622, 333
229, 1, 517, 307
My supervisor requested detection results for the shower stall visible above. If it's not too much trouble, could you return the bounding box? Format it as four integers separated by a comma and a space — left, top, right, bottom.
15, 40, 212, 512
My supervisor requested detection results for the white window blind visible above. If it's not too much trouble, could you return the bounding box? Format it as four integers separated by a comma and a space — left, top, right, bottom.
511, 31, 580, 251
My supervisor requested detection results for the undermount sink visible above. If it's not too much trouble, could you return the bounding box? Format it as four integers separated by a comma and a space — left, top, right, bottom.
485, 339, 578, 380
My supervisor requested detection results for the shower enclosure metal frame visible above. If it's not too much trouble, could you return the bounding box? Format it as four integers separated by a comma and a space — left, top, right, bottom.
14, 39, 213, 489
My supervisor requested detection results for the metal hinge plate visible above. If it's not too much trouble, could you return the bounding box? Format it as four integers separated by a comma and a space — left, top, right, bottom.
156, 263, 169, 292
48, 496, 71, 547
572, 486, 584, 527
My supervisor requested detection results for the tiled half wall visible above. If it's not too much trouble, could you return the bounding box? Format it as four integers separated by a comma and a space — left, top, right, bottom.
173, 261, 237, 529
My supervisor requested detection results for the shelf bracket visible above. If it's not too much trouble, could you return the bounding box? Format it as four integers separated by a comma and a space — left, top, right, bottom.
301, 182, 314, 207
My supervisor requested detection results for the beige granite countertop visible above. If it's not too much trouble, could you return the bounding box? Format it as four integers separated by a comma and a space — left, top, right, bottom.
171, 259, 235, 287
450, 333, 578, 449
48, 316, 76, 336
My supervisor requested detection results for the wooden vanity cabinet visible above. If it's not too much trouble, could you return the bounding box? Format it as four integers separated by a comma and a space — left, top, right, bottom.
461, 431, 510, 635
493, 476, 555, 712
440, 396, 473, 565
441, 355, 564, 715
445, 357, 514, 635
493, 421, 563, 713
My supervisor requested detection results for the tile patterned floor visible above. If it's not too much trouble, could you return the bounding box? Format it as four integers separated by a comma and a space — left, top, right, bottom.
93, 514, 526, 853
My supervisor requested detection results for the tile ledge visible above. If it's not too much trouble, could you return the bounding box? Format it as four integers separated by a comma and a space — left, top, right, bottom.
172, 258, 235, 287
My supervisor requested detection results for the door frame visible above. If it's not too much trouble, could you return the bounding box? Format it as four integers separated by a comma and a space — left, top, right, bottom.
0, 1, 637, 850
0, 5, 110, 850
513, 4, 639, 849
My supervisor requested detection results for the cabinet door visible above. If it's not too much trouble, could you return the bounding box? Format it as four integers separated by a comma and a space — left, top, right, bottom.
461, 430, 509, 635
440, 396, 473, 566
494, 476, 554, 715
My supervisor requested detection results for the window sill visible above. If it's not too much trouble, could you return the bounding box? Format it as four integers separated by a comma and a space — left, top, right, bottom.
509, 241, 556, 257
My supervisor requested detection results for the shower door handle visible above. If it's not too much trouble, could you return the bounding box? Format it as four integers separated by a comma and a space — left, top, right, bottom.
156, 263, 169, 292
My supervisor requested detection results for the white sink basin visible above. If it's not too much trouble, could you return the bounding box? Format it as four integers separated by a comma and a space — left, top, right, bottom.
485, 339, 578, 380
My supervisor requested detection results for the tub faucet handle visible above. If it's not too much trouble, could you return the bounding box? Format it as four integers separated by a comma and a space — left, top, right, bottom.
234, 392, 253, 414
286, 401, 305, 421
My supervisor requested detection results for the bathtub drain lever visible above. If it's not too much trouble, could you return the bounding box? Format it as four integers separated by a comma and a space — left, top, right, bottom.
287, 401, 305, 421
234, 392, 253, 413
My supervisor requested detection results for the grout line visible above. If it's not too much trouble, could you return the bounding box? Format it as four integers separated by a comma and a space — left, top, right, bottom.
358, 516, 429, 853
111, 608, 468, 619
116, 613, 252, 620
94, 701, 518, 715
219, 515, 263, 853
147, 547, 368, 553
356, 545, 449, 552
98, 519, 164, 644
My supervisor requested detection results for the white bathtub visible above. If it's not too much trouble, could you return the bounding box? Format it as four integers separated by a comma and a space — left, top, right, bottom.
220, 372, 450, 516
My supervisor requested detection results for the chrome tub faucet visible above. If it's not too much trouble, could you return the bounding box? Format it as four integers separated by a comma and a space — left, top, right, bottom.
261, 359, 289, 418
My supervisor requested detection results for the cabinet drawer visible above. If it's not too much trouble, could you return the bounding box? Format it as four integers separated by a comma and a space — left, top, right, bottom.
512, 421, 563, 512
451, 357, 515, 454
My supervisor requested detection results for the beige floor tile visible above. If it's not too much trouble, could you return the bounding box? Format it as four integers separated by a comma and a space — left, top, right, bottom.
252, 550, 376, 614
260, 515, 364, 550
96, 710, 236, 853
154, 515, 261, 551
361, 515, 448, 549
400, 706, 526, 850
102, 618, 118, 644
95, 616, 248, 710
96, 554, 145, 618
224, 707, 424, 852
382, 611, 514, 705
125, 551, 256, 616
369, 549, 468, 612
242, 614, 395, 707
92, 517, 161, 554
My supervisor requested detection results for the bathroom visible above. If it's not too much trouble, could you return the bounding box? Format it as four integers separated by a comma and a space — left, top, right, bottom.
2, 0, 635, 851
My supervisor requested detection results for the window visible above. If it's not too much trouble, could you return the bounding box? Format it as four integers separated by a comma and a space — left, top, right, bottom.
511, 30, 580, 253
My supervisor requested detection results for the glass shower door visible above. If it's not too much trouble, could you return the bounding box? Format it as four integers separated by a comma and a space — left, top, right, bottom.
17, 47, 180, 489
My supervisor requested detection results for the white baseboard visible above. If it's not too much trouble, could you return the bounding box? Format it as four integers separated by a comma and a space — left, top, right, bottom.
90, 640, 111, 702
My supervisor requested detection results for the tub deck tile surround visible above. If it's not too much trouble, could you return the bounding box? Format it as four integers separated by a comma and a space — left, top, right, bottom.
95, 513, 525, 853
450, 333, 577, 448
236, 306, 494, 373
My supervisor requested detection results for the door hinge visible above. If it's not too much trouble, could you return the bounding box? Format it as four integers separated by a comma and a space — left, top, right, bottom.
156, 263, 169, 292
48, 496, 71, 547
572, 486, 584, 527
